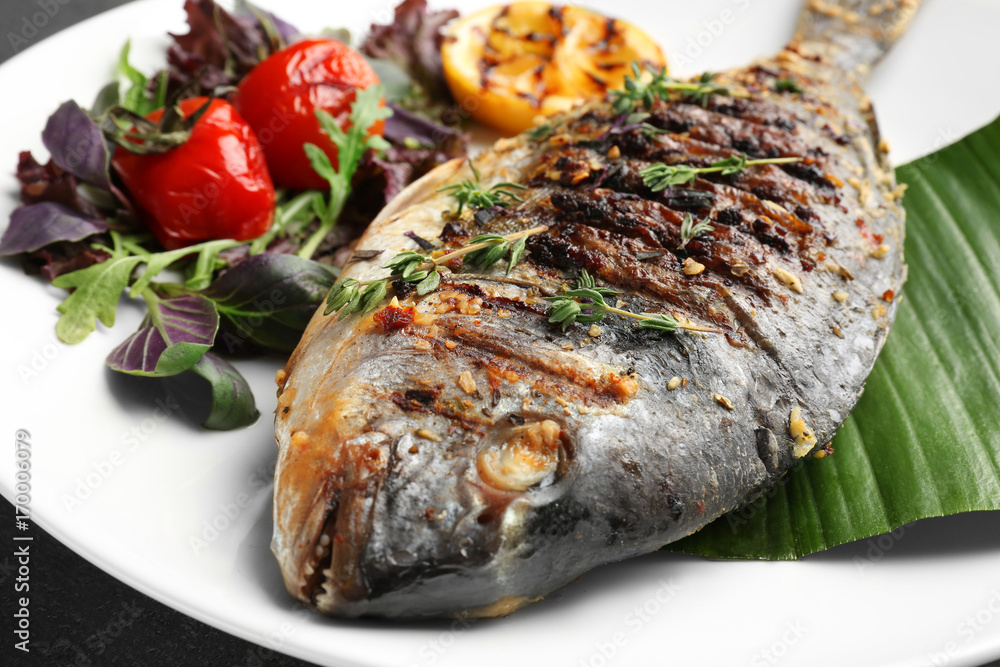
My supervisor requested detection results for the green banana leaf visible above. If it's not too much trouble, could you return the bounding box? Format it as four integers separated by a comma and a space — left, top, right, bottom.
671, 115, 1000, 560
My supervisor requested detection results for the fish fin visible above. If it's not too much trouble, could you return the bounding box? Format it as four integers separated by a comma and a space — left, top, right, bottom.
791, 0, 922, 71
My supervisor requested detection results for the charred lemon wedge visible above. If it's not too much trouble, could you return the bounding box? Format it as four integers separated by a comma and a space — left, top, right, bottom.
441, 2, 666, 135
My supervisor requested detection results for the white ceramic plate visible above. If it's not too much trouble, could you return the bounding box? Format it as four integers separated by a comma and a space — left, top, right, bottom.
3, 1, 1000, 665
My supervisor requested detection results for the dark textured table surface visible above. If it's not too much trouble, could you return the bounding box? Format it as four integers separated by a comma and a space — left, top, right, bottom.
2, 2, 1000, 666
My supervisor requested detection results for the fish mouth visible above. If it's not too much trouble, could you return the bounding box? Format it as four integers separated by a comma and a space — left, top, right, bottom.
271, 430, 392, 616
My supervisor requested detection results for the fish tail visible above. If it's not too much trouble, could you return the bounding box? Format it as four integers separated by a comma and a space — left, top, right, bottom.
792, 0, 922, 71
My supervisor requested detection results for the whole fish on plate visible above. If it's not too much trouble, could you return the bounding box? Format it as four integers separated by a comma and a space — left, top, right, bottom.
271, 0, 915, 618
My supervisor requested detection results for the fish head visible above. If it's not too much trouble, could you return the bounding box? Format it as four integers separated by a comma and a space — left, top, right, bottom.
271, 294, 621, 618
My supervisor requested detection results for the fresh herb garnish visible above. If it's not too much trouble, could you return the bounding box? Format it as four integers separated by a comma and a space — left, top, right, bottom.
324, 226, 547, 319
774, 78, 804, 94
678, 213, 715, 250
640, 153, 803, 190
611, 63, 730, 115
297, 84, 393, 260
51, 231, 238, 344
118, 40, 169, 116
437, 161, 529, 216
546, 270, 722, 334
527, 122, 554, 142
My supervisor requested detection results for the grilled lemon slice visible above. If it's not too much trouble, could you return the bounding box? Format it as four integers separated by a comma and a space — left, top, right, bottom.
441, 2, 666, 135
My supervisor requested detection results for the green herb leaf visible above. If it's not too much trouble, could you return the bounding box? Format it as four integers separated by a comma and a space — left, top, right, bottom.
297, 84, 392, 260
325, 278, 361, 316
52, 256, 142, 344
527, 123, 553, 141
774, 78, 804, 94
679, 212, 715, 250
467, 240, 510, 270
507, 235, 527, 275
547, 298, 583, 331
437, 162, 528, 216
671, 115, 1000, 559
415, 268, 441, 295
641, 154, 801, 191
611, 64, 730, 114
303, 142, 336, 182
357, 280, 388, 314
202, 254, 337, 353
190, 352, 260, 430
637, 313, 680, 332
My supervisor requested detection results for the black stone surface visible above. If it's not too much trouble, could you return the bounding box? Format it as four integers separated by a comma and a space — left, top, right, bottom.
1, 497, 319, 666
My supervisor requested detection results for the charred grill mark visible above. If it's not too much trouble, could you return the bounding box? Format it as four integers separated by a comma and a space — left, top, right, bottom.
524, 180, 804, 302
447, 86, 874, 379
703, 96, 802, 131
652, 103, 813, 161
389, 390, 487, 432
550, 188, 683, 249
404, 387, 441, 407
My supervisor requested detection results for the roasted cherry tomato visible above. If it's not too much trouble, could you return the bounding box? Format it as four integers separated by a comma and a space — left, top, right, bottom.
232, 38, 384, 190
112, 98, 275, 250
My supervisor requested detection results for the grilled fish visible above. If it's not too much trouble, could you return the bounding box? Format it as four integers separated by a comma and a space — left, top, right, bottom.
272, 0, 915, 618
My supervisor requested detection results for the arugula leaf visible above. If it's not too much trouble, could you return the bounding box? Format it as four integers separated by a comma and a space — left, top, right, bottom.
106, 294, 218, 376
190, 352, 260, 430
51, 234, 240, 345
297, 84, 393, 260
52, 254, 142, 344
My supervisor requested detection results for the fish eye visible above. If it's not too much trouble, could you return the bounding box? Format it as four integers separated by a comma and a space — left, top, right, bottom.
476, 419, 571, 492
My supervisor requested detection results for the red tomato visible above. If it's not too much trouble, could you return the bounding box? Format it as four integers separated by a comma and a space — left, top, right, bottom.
112, 98, 275, 250
232, 39, 384, 190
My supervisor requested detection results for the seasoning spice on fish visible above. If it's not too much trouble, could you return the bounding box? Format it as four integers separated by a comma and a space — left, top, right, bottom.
714, 394, 735, 410
458, 371, 478, 395
789, 406, 818, 458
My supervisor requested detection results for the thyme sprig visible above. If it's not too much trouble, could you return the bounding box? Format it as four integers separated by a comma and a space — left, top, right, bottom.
437, 161, 528, 216
774, 78, 804, 94
679, 212, 714, 250
324, 226, 548, 319
546, 270, 722, 334
640, 153, 803, 191
611, 64, 731, 115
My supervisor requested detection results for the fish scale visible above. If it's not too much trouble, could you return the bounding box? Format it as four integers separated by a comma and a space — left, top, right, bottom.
271, 0, 914, 618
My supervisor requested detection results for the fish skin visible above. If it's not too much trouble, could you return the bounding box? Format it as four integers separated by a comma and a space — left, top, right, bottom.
272, 0, 917, 618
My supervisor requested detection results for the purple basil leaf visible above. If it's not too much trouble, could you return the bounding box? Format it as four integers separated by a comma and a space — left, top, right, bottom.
360, 0, 457, 102
107, 294, 219, 376
384, 103, 465, 151
17, 151, 104, 218
268, 12, 299, 43
203, 254, 336, 353
0, 203, 108, 256
42, 100, 110, 190
190, 352, 259, 430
